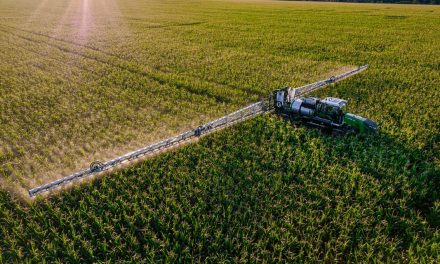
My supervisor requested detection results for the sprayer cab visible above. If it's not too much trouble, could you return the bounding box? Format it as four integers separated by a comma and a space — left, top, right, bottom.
273, 87, 378, 134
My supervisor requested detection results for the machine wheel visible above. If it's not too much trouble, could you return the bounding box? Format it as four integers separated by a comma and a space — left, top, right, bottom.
90, 161, 104, 172
331, 129, 345, 136
343, 125, 358, 135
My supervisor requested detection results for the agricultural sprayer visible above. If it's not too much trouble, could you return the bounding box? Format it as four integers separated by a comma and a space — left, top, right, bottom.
271, 65, 377, 134
29, 64, 376, 197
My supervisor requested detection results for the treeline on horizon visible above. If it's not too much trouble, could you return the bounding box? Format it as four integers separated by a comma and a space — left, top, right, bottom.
286, 0, 440, 4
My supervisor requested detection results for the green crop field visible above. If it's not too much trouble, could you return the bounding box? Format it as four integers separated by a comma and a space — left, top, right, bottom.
0, 0, 439, 262
0, 0, 352, 197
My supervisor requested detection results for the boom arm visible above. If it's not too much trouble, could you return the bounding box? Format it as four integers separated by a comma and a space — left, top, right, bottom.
286, 64, 369, 102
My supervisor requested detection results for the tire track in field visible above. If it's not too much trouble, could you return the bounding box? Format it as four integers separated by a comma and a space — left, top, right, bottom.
2, 23, 266, 98
0, 26, 234, 104
117, 18, 206, 28
0, 24, 261, 103
0, 24, 127, 63
13, 21, 264, 98
3, 33, 148, 93
4, 41, 176, 117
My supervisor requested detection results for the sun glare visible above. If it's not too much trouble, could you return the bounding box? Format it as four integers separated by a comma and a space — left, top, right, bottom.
78, 0, 92, 43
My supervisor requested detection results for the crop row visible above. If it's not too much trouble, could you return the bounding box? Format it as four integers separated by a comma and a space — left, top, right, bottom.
1, 116, 438, 262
